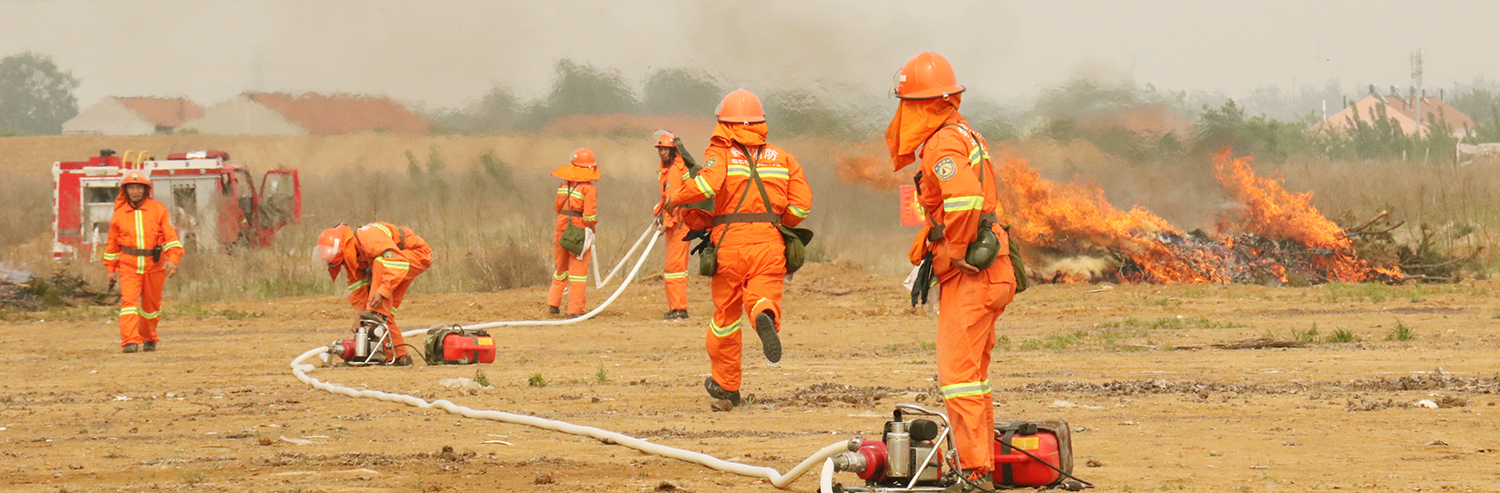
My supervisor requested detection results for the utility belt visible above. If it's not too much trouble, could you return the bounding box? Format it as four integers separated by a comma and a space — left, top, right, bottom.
926, 212, 998, 242
711, 212, 781, 226
121, 246, 164, 262
558, 210, 583, 217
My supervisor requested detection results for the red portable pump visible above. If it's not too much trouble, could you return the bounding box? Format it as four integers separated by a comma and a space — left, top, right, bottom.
829, 405, 1089, 492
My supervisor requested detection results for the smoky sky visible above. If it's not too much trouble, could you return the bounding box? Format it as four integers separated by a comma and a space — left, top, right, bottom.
3, 0, 1497, 110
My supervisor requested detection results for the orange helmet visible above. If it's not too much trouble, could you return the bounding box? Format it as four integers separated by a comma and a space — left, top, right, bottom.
715, 89, 766, 124
120, 170, 152, 187
894, 52, 964, 100
570, 148, 597, 168
315, 224, 351, 268
654, 130, 677, 148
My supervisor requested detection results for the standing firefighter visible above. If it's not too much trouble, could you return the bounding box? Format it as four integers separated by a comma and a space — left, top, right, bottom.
653, 131, 691, 320
316, 222, 434, 366
103, 170, 184, 353
547, 148, 600, 316
669, 89, 812, 408
888, 52, 1017, 491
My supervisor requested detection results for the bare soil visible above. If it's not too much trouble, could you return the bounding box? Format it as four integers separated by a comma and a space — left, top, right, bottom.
3, 260, 1499, 492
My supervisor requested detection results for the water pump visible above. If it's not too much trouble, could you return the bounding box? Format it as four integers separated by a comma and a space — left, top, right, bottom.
327, 312, 393, 365
827, 404, 1088, 492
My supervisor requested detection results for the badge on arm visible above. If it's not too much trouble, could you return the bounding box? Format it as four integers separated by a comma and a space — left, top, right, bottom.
933, 157, 957, 181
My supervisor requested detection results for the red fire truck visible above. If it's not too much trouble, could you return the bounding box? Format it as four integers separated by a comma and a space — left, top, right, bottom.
52, 149, 302, 260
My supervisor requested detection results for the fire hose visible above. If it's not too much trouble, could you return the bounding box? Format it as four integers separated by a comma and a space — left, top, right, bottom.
289, 223, 852, 488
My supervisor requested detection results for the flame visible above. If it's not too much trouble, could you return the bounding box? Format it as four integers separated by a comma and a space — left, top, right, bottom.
835, 152, 907, 191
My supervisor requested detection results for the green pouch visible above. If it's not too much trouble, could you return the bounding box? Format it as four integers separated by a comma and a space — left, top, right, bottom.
778, 225, 815, 275
698, 244, 718, 276
559, 222, 585, 255
1005, 225, 1029, 294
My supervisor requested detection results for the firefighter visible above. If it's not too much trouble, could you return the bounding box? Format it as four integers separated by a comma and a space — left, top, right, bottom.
888, 52, 1017, 491
315, 222, 433, 366
103, 170, 184, 353
668, 89, 812, 408
653, 131, 691, 320
547, 148, 599, 316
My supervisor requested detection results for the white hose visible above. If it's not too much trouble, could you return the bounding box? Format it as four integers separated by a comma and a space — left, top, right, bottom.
593, 225, 656, 289
290, 222, 855, 488
291, 347, 852, 487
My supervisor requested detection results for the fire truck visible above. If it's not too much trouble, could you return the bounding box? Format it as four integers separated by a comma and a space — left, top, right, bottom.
52, 149, 302, 260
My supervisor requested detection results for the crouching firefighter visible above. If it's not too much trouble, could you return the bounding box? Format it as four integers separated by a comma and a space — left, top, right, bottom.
548, 148, 600, 316
889, 52, 1018, 492
653, 131, 692, 320
103, 170, 184, 353
316, 222, 434, 366
668, 89, 813, 409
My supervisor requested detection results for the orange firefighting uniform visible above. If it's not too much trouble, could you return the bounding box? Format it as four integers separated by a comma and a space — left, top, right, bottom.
103, 188, 184, 347
548, 180, 598, 315
893, 97, 1017, 475
331, 222, 433, 360
654, 152, 691, 312
671, 122, 812, 393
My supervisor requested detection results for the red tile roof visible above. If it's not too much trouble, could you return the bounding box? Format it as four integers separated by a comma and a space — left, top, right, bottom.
247, 92, 430, 134
115, 97, 203, 128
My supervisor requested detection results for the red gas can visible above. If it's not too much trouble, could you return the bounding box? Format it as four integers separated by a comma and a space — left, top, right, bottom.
440, 333, 496, 364
991, 423, 1067, 487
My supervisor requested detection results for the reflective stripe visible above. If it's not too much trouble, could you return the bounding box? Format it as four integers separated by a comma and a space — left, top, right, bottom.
943, 196, 983, 212
757, 168, 789, 179
940, 380, 991, 399
134, 210, 146, 274
140, 310, 161, 319
348, 279, 370, 291
553, 271, 568, 281
376, 257, 409, 270
570, 190, 585, 200
583, 214, 597, 222
162, 240, 182, 251
710, 319, 742, 337
968, 145, 989, 165
694, 176, 715, 198
557, 186, 570, 195
371, 223, 393, 237
568, 275, 588, 283
102, 253, 119, 260
789, 205, 809, 218
119, 307, 140, 317
662, 271, 688, 279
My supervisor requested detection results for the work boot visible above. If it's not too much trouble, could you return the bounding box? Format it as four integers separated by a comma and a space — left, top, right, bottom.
754, 311, 781, 363
392, 355, 414, 367
662, 310, 688, 320
122, 343, 140, 354
547, 305, 560, 315
942, 470, 994, 493
143, 341, 157, 352
703, 377, 741, 406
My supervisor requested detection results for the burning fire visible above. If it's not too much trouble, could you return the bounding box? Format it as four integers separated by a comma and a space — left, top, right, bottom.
837, 144, 1402, 285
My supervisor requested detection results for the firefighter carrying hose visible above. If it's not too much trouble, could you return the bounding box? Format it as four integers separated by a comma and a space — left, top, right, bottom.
547, 148, 600, 316
667, 89, 812, 409
653, 131, 692, 320
316, 222, 434, 366
103, 170, 184, 353
888, 52, 1017, 492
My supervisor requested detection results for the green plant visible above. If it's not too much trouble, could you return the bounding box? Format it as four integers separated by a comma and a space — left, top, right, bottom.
916, 341, 936, 351
995, 334, 1011, 351
527, 373, 547, 388
1385, 320, 1416, 341
176, 471, 203, 484
473, 368, 491, 388
1292, 323, 1320, 343
595, 365, 611, 385
1325, 328, 1357, 343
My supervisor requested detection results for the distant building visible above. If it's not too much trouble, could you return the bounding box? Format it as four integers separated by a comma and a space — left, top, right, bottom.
1318, 93, 1475, 138
181, 92, 430, 135
62, 97, 204, 135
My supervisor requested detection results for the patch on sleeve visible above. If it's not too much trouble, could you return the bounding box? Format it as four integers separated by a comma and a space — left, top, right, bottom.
933, 157, 957, 180
706, 157, 718, 166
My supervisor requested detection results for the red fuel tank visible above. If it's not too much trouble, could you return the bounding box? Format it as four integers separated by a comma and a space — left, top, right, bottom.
440, 333, 496, 364
992, 427, 1063, 487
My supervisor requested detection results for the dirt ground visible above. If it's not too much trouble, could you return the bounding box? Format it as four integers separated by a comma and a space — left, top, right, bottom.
3, 260, 1499, 492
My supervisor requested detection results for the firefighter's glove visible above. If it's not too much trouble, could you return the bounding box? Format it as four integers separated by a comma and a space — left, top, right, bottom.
358, 310, 386, 325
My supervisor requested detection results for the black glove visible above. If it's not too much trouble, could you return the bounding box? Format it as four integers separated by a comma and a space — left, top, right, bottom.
911, 252, 935, 307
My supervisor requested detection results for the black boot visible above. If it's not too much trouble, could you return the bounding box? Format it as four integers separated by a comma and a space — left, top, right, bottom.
392, 355, 414, 366
122, 343, 140, 354
703, 377, 741, 406
547, 305, 560, 315
143, 341, 157, 352
754, 311, 781, 363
